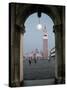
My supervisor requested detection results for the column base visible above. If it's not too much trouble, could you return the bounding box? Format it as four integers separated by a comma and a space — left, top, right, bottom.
9, 81, 18, 87
9, 80, 24, 87
55, 77, 65, 84
20, 80, 24, 86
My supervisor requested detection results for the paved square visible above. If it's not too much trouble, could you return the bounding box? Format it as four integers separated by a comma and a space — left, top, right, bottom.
23, 59, 55, 80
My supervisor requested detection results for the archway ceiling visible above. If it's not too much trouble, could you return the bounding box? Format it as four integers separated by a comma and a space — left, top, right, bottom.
15, 3, 64, 26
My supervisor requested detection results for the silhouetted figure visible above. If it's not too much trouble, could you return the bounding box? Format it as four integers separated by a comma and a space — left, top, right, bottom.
29, 60, 31, 64
28, 57, 32, 64
34, 59, 36, 63
33, 53, 37, 64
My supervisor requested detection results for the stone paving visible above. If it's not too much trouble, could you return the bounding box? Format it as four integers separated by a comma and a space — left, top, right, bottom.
23, 59, 55, 80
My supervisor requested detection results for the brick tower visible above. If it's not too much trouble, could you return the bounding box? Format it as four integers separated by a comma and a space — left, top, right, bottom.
43, 26, 48, 59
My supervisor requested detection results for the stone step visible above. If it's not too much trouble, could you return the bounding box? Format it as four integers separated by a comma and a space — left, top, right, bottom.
23, 78, 55, 86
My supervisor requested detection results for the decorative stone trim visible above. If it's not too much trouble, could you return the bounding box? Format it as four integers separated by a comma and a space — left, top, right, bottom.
16, 24, 25, 34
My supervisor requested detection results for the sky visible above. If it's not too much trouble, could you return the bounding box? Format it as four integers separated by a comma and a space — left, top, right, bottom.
24, 13, 55, 54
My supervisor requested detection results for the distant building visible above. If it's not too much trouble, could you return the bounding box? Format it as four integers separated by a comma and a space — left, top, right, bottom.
35, 48, 42, 60
24, 49, 43, 60
49, 47, 55, 60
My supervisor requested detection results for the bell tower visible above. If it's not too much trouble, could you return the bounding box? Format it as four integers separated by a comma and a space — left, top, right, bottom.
43, 26, 48, 59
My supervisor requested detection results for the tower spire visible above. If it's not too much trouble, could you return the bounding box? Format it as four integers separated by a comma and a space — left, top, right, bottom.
42, 25, 47, 34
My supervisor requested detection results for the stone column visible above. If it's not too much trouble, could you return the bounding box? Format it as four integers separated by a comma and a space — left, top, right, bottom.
14, 25, 21, 86
9, 3, 16, 87
9, 3, 25, 87
19, 25, 25, 86
53, 24, 65, 84
14, 25, 25, 86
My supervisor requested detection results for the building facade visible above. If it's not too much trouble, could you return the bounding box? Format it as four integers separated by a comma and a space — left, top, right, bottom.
49, 48, 55, 60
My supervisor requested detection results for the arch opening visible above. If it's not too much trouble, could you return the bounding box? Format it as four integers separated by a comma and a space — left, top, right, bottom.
23, 12, 55, 80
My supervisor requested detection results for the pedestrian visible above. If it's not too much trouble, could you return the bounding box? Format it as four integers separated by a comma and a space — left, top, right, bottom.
33, 53, 37, 64
29, 60, 31, 64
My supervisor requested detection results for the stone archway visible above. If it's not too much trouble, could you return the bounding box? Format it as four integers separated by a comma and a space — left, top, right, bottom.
9, 3, 65, 87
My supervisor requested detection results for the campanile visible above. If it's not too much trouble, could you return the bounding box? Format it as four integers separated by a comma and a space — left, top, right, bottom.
43, 26, 48, 59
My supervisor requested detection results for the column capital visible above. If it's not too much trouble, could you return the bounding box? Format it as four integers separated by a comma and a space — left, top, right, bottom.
53, 24, 63, 33
16, 24, 25, 34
